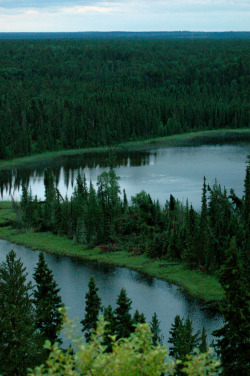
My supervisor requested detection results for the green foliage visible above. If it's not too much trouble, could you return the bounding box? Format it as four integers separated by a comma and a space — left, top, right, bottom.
213, 237, 250, 376
114, 288, 133, 339
33, 251, 63, 345
28, 312, 220, 376
0, 39, 249, 160
199, 328, 208, 354
168, 315, 203, 375
0, 250, 41, 375
14, 162, 250, 280
150, 312, 164, 346
103, 304, 116, 352
81, 276, 102, 343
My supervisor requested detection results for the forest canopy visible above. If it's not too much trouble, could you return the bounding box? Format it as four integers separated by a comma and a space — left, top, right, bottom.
0, 38, 249, 159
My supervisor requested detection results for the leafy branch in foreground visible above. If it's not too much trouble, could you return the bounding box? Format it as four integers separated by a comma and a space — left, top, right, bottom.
28, 310, 220, 376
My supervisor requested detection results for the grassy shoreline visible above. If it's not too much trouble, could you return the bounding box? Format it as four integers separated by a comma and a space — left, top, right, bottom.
0, 128, 249, 170
0, 202, 223, 304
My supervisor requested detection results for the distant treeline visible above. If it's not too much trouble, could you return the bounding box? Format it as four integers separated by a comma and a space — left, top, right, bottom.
0, 31, 250, 40
0, 38, 249, 159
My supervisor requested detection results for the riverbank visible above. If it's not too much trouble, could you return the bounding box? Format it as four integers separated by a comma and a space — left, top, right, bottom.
0, 202, 224, 304
0, 128, 249, 170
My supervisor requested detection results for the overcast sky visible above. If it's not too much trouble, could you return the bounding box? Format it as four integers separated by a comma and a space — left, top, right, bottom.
0, 1, 249, 32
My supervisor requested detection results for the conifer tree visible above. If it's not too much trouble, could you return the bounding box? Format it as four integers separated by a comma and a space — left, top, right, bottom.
114, 288, 133, 339
133, 309, 146, 325
0, 250, 41, 375
242, 159, 250, 284
243, 156, 250, 224
169, 315, 200, 375
33, 251, 63, 344
199, 177, 210, 267
84, 181, 101, 244
44, 170, 56, 229
81, 276, 102, 342
213, 237, 250, 376
199, 327, 208, 353
103, 304, 116, 351
150, 312, 164, 346
185, 205, 198, 268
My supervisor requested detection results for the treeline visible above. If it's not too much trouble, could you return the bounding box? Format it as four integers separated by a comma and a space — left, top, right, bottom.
0, 38, 249, 159
18, 157, 250, 276
1, 31, 250, 40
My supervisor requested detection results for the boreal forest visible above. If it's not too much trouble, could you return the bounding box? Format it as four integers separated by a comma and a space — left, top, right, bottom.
0, 35, 249, 376
18, 161, 250, 277
0, 38, 249, 159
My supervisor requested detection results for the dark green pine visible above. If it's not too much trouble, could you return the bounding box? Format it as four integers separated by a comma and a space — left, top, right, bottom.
213, 237, 250, 376
199, 327, 208, 353
103, 304, 116, 351
81, 276, 102, 342
33, 251, 63, 344
169, 315, 200, 375
133, 309, 146, 325
114, 288, 133, 339
150, 312, 164, 346
0, 250, 41, 376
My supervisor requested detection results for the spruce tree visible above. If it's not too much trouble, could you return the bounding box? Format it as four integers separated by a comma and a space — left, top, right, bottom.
0, 250, 41, 375
114, 288, 133, 339
133, 309, 146, 325
150, 312, 164, 346
213, 237, 250, 376
33, 251, 63, 344
103, 304, 116, 352
185, 205, 198, 268
243, 156, 250, 224
168, 315, 200, 375
199, 327, 208, 353
43, 169, 56, 229
199, 177, 210, 267
81, 276, 102, 342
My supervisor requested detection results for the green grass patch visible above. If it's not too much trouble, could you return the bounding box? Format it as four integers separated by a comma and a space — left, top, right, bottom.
0, 128, 249, 170
0, 221, 224, 303
0, 201, 15, 225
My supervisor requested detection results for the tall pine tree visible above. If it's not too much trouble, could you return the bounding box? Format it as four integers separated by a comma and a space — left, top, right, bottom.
33, 251, 63, 344
81, 276, 102, 342
0, 250, 41, 376
114, 288, 133, 339
213, 237, 250, 376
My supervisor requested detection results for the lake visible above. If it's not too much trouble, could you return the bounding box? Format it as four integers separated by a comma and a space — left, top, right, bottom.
0, 144, 249, 209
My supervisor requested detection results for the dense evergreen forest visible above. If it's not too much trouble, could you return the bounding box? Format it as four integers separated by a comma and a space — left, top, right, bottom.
17, 156, 249, 277
0, 38, 249, 159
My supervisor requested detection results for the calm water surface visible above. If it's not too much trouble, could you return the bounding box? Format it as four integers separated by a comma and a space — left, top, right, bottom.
0, 144, 249, 209
0, 144, 247, 345
0, 239, 223, 347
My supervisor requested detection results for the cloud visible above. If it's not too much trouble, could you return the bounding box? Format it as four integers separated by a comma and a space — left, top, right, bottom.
0, 0, 249, 32
2, 0, 248, 10
62, 5, 113, 15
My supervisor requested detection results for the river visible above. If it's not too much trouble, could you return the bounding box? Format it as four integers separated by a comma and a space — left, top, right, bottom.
0, 239, 223, 347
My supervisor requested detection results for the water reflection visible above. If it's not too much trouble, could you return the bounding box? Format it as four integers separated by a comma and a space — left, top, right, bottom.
0, 145, 249, 209
0, 239, 223, 347
0, 150, 151, 198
